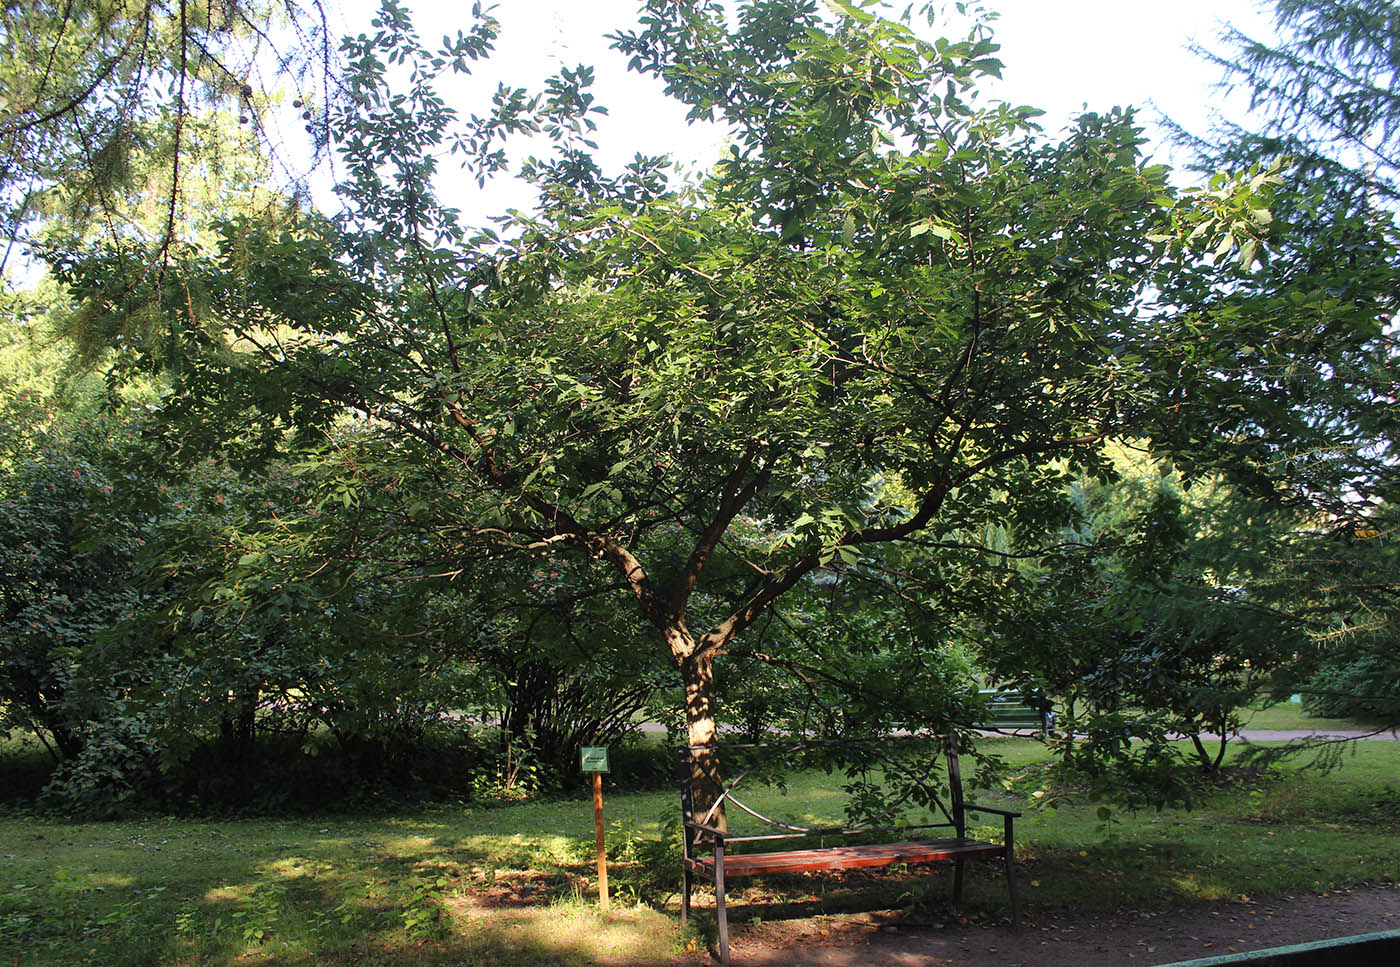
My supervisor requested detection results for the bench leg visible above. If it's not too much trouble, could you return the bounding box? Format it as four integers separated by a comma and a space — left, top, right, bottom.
1004, 815, 1020, 930
1004, 850, 1021, 931
715, 861, 730, 965
953, 857, 966, 904
681, 866, 692, 925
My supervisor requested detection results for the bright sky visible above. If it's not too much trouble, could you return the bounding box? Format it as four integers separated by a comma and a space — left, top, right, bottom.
321, 0, 1278, 221
986, 0, 1274, 134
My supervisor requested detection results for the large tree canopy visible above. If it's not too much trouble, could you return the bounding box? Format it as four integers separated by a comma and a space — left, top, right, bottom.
49, 0, 1398, 806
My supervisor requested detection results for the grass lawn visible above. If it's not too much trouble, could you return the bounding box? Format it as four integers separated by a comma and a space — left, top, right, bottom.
1236, 701, 1381, 732
2, 738, 1397, 966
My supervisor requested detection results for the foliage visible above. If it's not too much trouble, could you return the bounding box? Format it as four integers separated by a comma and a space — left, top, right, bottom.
1180, 0, 1400, 724
1190, 0, 1400, 209
1301, 640, 1400, 722
111, 5, 1280, 730
984, 449, 1311, 794
0, 411, 572, 812
0, 412, 153, 761
215, 431, 676, 791
32, 0, 1398, 814
0, 0, 331, 275
0, 287, 100, 425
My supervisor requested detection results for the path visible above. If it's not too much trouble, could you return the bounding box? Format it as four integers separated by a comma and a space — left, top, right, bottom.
638, 724, 1400, 741
711, 883, 1400, 966
1218, 728, 1398, 742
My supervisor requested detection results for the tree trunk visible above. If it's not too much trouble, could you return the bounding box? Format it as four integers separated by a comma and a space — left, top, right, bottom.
46, 716, 84, 760
680, 651, 727, 832
1188, 725, 1229, 773
9, 674, 83, 759
219, 689, 258, 762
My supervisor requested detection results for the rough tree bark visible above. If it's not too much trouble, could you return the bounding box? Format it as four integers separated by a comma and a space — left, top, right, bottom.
680, 649, 727, 832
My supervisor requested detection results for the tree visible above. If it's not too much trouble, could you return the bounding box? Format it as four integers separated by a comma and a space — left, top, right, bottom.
1191, 0, 1400, 209
0, 411, 155, 764
983, 449, 1308, 805
54, 0, 1385, 812
0, 0, 333, 278
248, 434, 679, 789
1181, 0, 1400, 724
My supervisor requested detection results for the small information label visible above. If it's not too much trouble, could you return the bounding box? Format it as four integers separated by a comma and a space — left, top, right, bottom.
580, 746, 610, 773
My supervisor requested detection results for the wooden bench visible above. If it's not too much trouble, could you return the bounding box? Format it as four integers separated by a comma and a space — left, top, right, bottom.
678, 735, 1020, 964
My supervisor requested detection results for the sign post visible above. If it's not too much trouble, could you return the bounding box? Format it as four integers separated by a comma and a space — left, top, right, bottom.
580, 746, 610, 912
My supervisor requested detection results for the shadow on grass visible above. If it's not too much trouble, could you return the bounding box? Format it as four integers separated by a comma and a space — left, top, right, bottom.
1, 818, 693, 967
161, 864, 688, 967
0, 828, 1322, 965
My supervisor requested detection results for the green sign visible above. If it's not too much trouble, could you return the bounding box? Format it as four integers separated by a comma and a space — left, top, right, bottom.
580, 746, 609, 773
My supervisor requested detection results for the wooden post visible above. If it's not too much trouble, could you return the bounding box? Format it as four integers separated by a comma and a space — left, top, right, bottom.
593, 770, 610, 912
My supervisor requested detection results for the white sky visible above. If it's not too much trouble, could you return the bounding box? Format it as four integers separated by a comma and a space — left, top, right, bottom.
322, 0, 1278, 222
986, 0, 1274, 140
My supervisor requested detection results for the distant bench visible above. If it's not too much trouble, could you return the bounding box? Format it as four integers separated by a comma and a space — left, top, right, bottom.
978, 689, 1055, 734
678, 735, 1021, 964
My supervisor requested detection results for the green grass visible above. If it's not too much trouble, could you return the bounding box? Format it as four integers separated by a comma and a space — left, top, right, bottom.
1, 738, 1397, 965
0, 796, 692, 966
986, 739, 1400, 913
1237, 701, 1378, 732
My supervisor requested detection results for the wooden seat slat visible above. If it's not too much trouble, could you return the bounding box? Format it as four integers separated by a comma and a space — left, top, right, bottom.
688, 837, 1005, 877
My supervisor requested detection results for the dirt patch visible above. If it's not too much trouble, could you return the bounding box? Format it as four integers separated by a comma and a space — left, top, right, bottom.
701, 882, 1400, 966
468, 869, 584, 907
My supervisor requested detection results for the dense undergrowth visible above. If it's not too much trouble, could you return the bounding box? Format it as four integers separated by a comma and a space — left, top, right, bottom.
0, 727, 678, 818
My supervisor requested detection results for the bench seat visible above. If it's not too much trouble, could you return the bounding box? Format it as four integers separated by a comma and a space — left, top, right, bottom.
686, 837, 1006, 878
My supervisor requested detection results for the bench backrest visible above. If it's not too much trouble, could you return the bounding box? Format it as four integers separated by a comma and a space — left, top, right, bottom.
677, 734, 972, 849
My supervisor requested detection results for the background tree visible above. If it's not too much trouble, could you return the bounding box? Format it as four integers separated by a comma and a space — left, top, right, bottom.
1190, 0, 1400, 208
0, 0, 333, 277
984, 448, 1309, 805
1179, 0, 1400, 724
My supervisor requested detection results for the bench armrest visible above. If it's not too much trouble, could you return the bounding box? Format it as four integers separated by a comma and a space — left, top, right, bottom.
963, 802, 1022, 818
684, 819, 728, 839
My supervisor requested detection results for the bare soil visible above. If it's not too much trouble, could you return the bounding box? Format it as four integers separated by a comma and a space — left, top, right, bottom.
680, 882, 1400, 966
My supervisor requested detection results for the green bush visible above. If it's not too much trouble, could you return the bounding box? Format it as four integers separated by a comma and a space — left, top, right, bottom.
1302, 651, 1400, 723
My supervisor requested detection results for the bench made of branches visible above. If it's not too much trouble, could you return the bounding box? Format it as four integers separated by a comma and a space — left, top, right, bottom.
678, 735, 1020, 964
